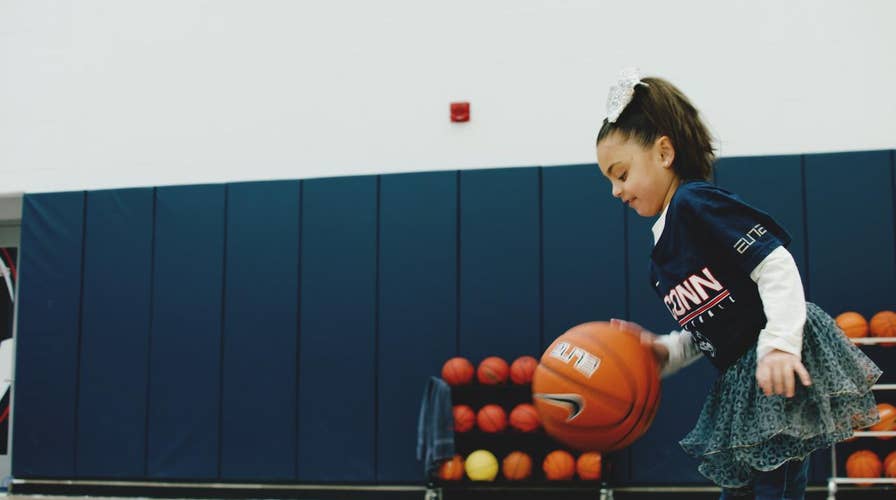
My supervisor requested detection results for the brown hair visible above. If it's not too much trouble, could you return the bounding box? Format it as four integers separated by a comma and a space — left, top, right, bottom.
596, 77, 715, 181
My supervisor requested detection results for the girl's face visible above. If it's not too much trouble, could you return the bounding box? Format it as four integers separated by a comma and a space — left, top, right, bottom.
596, 131, 679, 217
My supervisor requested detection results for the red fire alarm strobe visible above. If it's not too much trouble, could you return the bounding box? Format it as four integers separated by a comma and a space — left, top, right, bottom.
450, 101, 470, 122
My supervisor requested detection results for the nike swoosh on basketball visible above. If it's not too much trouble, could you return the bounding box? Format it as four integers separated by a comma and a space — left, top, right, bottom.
533, 393, 585, 421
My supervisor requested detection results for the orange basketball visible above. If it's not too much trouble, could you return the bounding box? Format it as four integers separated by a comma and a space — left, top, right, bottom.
453, 404, 475, 433
835, 311, 869, 339
870, 310, 896, 347
477, 356, 509, 384
510, 355, 538, 384
885, 450, 896, 472
576, 451, 602, 480
884, 462, 896, 478
442, 357, 474, 386
476, 404, 507, 433
532, 321, 661, 452
885, 451, 896, 478
509, 403, 540, 433
501, 451, 533, 480
869, 403, 896, 439
542, 450, 576, 480
438, 455, 464, 481
845, 450, 882, 487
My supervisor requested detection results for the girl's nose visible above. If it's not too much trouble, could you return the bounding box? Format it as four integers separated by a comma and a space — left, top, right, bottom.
611, 183, 622, 198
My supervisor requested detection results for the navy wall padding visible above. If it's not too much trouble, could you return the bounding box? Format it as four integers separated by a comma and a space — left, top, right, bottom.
803, 150, 896, 483
625, 207, 716, 484
715, 155, 829, 482
459, 167, 541, 361
13, 192, 84, 477
77, 188, 154, 477
715, 155, 808, 290
147, 185, 225, 479
220, 181, 300, 481
541, 164, 626, 347
376, 172, 458, 482
297, 176, 377, 481
542, 164, 634, 482
12, 149, 896, 486
804, 151, 896, 317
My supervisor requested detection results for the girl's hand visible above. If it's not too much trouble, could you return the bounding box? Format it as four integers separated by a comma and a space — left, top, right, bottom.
610, 318, 669, 366
755, 349, 812, 398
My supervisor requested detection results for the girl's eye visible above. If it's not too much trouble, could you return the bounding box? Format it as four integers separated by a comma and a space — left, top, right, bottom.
619, 172, 627, 181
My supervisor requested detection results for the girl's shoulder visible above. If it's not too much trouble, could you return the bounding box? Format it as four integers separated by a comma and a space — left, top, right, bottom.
676, 179, 735, 199
670, 180, 791, 247
672, 180, 743, 212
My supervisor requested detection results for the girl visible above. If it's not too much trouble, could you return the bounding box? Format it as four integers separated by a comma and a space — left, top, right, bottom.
596, 69, 881, 499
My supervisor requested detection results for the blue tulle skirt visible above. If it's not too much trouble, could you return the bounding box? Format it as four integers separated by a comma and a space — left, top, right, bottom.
679, 302, 882, 488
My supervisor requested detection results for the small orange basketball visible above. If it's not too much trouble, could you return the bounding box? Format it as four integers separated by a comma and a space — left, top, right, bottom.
885, 451, 896, 478
845, 450, 882, 487
543, 450, 576, 480
509, 403, 540, 433
869, 310, 896, 347
835, 311, 869, 339
576, 451, 602, 480
885, 450, 896, 472
501, 451, 533, 480
869, 403, 896, 439
532, 321, 661, 452
476, 404, 507, 433
477, 356, 509, 384
442, 357, 474, 386
453, 404, 475, 433
510, 355, 538, 384
438, 455, 464, 481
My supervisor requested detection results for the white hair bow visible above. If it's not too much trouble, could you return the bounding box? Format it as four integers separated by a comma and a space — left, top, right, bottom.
606, 67, 649, 123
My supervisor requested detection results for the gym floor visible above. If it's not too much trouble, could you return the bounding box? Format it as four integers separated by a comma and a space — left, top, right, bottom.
5, 486, 896, 500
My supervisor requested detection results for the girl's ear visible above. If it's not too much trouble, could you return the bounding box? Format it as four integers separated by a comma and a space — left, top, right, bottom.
656, 136, 675, 168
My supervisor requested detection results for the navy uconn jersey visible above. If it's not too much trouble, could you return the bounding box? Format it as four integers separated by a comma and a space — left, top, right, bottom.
649, 181, 792, 370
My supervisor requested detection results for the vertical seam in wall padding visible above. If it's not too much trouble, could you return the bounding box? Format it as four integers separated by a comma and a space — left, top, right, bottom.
216, 185, 229, 480
891, 151, 896, 277
800, 155, 810, 301
455, 171, 461, 357
295, 180, 303, 479
622, 203, 631, 480
623, 207, 629, 321
373, 176, 381, 480
73, 191, 87, 475
538, 167, 545, 350
143, 188, 158, 476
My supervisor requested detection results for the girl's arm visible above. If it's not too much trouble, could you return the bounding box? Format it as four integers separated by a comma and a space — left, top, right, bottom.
609, 319, 701, 378
750, 246, 807, 360
751, 246, 812, 396
654, 330, 702, 377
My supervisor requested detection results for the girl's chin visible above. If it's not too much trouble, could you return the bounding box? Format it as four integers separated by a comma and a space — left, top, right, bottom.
634, 205, 660, 217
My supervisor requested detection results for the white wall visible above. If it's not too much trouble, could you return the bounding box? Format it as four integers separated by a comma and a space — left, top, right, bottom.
1, 0, 895, 206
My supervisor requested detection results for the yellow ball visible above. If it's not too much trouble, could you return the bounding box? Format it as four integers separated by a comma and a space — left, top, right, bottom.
464, 449, 498, 481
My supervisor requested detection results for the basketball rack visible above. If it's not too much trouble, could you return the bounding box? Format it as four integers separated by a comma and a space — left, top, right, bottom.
826, 336, 896, 500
